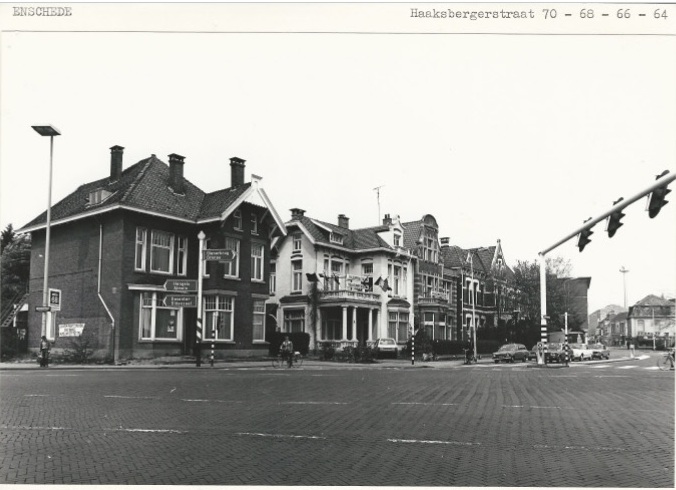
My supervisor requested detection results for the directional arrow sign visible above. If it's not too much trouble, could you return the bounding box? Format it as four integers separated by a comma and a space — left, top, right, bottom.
164, 279, 198, 292
203, 249, 237, 262
163, 295, 198, 308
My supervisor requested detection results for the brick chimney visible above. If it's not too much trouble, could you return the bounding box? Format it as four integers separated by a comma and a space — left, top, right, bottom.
230, 157, 246, 187
382, 214, 392, 226
110, 145, 124, 181
168, 153, 185, 194
338, 214, 349, 229
290, 208, 305, 220
440, 237, 450, 247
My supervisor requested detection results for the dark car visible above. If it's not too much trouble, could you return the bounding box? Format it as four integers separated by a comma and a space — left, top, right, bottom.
493, 343, 529, 363
591, 343, 610, 360
544, 342, 569, 363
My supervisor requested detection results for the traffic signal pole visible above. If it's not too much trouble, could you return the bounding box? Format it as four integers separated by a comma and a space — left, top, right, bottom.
537, 171, 675, 361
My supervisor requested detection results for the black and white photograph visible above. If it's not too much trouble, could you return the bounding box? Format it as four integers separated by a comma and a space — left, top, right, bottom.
0, 1, 674, 487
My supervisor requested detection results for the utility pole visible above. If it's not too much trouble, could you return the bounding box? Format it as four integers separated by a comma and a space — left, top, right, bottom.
373, 185, 384, 224
620, 266, 629, 309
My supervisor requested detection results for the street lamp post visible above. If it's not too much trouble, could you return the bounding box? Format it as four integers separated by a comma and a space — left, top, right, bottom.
32, 125, 60, 338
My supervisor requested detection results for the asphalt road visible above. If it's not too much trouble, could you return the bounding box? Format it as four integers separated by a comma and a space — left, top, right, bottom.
0, 353, 673, 486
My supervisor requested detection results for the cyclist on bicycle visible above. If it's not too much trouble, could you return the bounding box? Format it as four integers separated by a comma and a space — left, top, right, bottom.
464, 339, 474, 364
280, 335, 294, 368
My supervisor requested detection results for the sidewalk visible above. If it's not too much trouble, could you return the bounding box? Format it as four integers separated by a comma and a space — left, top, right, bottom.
0, 353, 641, 371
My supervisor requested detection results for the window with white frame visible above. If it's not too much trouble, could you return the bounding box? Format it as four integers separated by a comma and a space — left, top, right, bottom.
269, 262, 276, 294
292, 260, 303, 292
330, 261, 343, 291
204, 295, 234, 341
251, 243, 264, 281
393, 233, 401, 247
424, 312, 435, 339
253, 300, 266, 341
388, 312, 398, 339
150, 230, 174, 274
176, 236, 188, 276
362, 263, 373, 276
223, 237, 240, 278
135, 227, 147, 271
140, 292, 182, 341
293, 234, 302, 252
251, 213, 259, 235
397, 312, 409, 341
393, 265, 401, 296
284, 309, 305, 333
88, 188, 112, 205
233, 210, 242, 230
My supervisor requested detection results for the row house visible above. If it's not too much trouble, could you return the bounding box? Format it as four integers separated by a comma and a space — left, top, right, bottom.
270, 211, 415, 350
19, 147, 286, 361
627, 294, 675, 344
440, 239, 517, 339
401, 215, 458, 341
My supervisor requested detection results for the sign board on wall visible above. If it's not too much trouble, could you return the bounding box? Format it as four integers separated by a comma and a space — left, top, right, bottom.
59, 323, 85, 337
49, 288, 62, 311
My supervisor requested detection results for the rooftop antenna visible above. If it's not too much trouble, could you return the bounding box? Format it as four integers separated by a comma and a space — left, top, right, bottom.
373, 185, 384, 224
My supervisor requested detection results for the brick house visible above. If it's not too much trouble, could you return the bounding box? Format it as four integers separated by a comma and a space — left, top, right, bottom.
18, 147, 286, 361
439, 239, 518, 341
400, 215, 458, 341
269, 211, 415, 350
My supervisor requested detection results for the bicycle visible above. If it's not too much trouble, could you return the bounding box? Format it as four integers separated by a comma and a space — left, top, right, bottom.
463, 349, 477, 365
271, 351, 304, 368
656, 349, 675, 371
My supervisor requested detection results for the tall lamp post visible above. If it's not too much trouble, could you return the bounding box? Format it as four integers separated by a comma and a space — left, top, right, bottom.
32, 125, 60, 338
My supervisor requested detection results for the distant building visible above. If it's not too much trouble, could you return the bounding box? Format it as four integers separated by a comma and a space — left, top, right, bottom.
588, 304, 626, 340
627, 294, 675, 348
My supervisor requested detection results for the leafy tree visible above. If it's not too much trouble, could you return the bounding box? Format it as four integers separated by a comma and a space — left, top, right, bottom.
511, 256, 580, 338
1, 233, 31, 304
1, 224, 15, 255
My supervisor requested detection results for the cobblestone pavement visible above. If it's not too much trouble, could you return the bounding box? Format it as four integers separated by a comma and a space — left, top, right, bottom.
0, 354, 673, 486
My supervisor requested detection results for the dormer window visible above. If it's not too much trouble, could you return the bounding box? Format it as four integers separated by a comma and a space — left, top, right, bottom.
329, 232, 343, 245
88, 188, 112, 205
393, 233, 401, 247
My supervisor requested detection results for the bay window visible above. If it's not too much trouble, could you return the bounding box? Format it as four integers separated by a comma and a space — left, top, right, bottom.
284, 309, 305, 333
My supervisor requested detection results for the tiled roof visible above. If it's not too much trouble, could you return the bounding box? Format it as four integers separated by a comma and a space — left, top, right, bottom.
290, 216, 391, 251
21, 155, 252, 229
401, 220, 423, 250
634, 294, 673, 307
198, 184, 252, 220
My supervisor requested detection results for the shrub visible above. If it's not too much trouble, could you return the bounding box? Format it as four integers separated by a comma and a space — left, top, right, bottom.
319, 342, 336, 361
63, 330, 96, 364
342, 344, 376, 363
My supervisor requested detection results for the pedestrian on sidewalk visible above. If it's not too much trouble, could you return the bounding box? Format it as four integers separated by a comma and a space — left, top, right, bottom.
39, 336, 51, 368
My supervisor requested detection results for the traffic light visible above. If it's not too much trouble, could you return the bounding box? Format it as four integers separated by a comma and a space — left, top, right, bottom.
577, 218, 593, 252
606, 197, 625, 238
648, 171, 671, 218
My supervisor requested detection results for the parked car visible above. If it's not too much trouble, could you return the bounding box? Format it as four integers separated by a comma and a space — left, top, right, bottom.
373, 338, 399, 359
569, 343, 594, 361
544, 342, 568, 363
591, 343, 610, 360
492, 343, 529, 363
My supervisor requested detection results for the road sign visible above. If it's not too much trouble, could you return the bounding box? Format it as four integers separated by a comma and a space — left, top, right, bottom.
48, 288, 61, 311
163, 295, 197, 308
164, 279, 198, 292
35, 306, 51, 313
203, 249, 237, 262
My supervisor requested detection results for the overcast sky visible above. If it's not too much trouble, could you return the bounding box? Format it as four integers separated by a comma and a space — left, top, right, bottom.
1, 3, 674, 314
